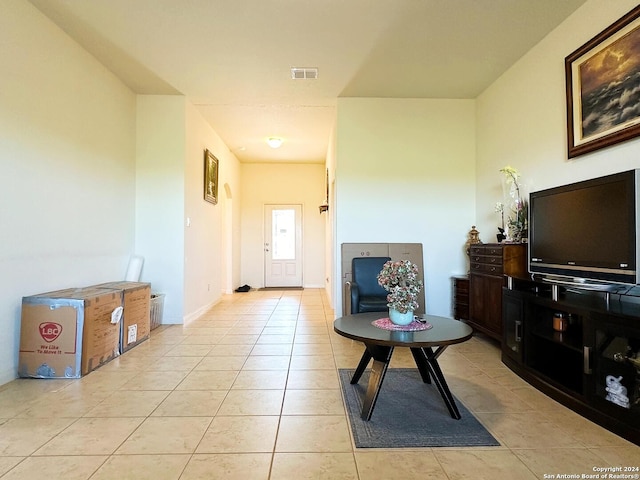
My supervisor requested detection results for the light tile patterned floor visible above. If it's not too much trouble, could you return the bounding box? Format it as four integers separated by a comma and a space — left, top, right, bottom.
0, 288, 638, 479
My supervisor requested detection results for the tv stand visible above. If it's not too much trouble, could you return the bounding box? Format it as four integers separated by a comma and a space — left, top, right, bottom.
502, 277, 640, 445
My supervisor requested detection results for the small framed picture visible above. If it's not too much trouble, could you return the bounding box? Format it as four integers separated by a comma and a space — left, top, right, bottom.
204, 149, 219, 204
565, 6, 640, 158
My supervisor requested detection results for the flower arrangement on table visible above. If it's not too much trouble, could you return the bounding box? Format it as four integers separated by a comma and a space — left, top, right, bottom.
497, 165, 528, 243
377, 260, 423, 325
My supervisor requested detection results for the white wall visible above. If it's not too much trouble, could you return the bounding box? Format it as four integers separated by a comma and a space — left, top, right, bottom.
136, 97, 243, 324
475, 0, 640, 240
0, 0, 136, 384
135, 96, 186, 324
0, 12, 244, 383
335, 98, 476, 317
325, 122, 338, 308
240, 163, 326, 289
184, 102, 242, 319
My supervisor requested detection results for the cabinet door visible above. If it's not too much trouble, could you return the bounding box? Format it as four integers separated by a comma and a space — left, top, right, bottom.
483, 275, 504, 336
523, 302, 586, 396
453, 276, 469, 320
590, 314, 640, 429
502, 289, 523, 363
469, 274, 485, 325
470, 273, 504, 339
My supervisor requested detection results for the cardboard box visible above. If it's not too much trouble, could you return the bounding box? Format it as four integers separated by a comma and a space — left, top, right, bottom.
94, 282, 151, 353
19, 287, 122, 378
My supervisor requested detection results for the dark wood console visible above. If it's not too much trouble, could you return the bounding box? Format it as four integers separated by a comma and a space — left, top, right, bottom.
502, 279, 640, 445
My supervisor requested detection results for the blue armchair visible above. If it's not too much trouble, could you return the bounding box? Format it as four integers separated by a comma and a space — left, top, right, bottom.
347, 256, 391, 314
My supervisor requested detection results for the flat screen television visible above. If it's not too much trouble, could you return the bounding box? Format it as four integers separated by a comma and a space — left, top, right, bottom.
529, 169, 639, 287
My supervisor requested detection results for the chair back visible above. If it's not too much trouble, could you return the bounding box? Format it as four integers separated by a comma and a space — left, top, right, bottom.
351, 257, 390, 296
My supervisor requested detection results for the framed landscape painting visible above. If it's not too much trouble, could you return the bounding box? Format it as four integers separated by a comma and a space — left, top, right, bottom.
565, 6, 640, 158
204, 149, 219, 204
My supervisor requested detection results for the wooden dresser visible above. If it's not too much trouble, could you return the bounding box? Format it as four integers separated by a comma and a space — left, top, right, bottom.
468, 243, 527, 340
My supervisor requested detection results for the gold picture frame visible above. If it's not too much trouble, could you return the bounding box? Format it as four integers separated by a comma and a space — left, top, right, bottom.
204, 149, 219, 204
565, 6, 640, 158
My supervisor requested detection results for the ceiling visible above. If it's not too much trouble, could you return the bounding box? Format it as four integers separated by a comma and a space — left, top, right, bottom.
29, 0, 587, 163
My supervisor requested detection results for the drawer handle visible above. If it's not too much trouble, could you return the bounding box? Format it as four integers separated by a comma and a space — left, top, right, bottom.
584, 347, 592, 375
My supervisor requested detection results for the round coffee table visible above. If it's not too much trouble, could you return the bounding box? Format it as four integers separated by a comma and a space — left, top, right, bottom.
334, 312, 472, 421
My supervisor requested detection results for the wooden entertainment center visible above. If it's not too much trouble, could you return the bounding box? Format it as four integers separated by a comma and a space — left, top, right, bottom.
502, 277, 640, 445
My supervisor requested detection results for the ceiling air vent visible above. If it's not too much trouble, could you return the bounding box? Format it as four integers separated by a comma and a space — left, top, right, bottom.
291, 67, 318, 80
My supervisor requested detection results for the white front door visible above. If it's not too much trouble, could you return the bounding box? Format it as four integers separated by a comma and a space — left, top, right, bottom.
264, 205, 302, 287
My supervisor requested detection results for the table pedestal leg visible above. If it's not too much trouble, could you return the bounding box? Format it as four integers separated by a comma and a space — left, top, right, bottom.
410, 347, 431, 384
352, 344, 394, 420
351, 349, 372, 384
413, 346, 461, 420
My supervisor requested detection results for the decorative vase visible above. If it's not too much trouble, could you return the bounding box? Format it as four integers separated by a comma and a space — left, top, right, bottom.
389, 308, 414, 326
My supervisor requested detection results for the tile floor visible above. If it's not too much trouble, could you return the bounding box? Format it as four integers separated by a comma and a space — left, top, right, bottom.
0, 288, 638, 479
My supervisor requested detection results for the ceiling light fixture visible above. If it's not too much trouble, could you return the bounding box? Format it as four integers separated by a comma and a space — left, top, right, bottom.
266, 137, 283, 148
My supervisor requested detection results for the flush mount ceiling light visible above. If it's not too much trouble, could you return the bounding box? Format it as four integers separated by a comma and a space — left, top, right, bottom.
266, 137, 283, 148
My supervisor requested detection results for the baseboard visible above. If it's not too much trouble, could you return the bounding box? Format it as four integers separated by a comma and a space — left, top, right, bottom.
259, 287, 303, 291
184, 298, 219, 325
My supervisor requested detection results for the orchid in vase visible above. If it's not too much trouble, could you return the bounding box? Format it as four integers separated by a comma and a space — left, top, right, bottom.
377, 260, 423, 324
499, 165, 528, 243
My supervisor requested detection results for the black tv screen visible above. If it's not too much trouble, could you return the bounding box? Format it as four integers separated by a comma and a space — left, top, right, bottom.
529, 169, 639, 285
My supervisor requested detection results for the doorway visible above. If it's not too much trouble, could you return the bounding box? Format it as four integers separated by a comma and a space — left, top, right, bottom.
264, 204, 303, 287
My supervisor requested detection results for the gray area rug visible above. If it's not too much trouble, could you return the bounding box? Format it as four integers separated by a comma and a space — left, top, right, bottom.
339, 368, 500, 448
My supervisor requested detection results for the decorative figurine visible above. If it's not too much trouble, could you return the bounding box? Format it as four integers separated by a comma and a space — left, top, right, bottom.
605, 375, 630, 409
465, 226, 482, 274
